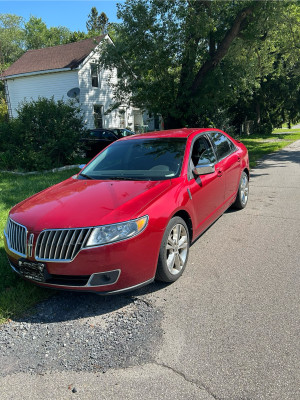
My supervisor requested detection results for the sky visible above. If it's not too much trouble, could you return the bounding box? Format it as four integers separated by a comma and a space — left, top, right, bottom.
0, 1, 122, 32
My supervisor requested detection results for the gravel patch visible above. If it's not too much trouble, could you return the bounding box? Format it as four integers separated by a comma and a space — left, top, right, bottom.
0, 292, 162, 377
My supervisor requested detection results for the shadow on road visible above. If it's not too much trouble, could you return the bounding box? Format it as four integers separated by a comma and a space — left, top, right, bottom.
248, 145, 300, 181
11, 280, 168, 325
251, 147, 300, 173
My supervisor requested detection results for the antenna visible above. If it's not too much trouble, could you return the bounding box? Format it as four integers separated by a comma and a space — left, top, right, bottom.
67, 87, 80, 98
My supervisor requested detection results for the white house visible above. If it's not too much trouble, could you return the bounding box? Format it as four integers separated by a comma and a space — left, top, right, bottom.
2, 35, 158, 131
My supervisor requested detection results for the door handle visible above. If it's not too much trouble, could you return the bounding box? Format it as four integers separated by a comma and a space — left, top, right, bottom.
237, 156, 241, 162
217, 169, 223, 177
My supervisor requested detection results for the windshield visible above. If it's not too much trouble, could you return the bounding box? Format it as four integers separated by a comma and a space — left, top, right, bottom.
79, 138, 187, 180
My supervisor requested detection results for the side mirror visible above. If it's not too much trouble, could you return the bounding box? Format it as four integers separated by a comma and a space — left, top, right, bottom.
78, 164, 86, 170
193, 163, 215, 176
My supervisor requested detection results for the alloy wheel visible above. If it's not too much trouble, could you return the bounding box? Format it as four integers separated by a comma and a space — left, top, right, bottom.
240, 174, 249, 206
166, 224, 188, 275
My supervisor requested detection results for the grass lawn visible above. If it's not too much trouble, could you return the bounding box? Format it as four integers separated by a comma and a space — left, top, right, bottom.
0, 168, 78, 323
0, 128, 300, 323
239, 128, 300, 168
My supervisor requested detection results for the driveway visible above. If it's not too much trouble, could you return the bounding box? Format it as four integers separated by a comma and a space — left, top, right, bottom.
0, 141, 299, 399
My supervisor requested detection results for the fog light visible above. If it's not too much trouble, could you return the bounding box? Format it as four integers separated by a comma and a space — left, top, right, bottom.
88, 270, 120, 286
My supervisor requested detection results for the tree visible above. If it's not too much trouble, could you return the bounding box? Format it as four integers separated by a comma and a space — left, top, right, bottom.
66, 30, 88, 43
100, 0, 296, 129
24, 16, 71, 50
24, 16, 48, 49
48, 25, 72, 46
0, 14, 25, 118
0, 98, 7, 122
229, 3, 300, 132
0, 14, 25, 66
86, 7, 109, 34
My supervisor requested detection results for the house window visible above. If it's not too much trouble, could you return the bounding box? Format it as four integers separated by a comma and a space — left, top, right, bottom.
91, 64, 100, 88
119, 110, 125, 128
94, 105, 103, 128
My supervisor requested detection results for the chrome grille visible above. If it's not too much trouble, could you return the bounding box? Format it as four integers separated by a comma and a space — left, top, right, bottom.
35, 228, 91, 261
5, 218, 27, 257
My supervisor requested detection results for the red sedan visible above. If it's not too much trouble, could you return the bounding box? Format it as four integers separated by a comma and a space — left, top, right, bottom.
3, 128, 249, 294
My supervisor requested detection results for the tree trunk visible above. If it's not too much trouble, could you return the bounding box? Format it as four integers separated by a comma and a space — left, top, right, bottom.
190, 6, 255, 96
256, 102, 261, 125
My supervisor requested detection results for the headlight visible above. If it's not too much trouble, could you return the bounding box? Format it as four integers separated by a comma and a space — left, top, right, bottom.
85, 216, 148, 247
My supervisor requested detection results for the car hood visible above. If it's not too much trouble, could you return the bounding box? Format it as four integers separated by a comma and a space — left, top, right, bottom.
9, 177, 171, 231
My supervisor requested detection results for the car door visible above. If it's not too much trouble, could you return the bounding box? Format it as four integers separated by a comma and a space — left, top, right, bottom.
188, 134, 225, 236
208, 131, 241, 204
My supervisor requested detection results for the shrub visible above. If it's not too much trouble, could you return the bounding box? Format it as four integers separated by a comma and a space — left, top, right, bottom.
0, 99, 8, 123
0, 97, 86, 171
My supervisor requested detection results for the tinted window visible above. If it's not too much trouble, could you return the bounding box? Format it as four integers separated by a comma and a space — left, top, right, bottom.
89, 130, 116, 140
80, 138, 187, 181
191, 136, 216, 167
209, 132, 233, 160
102, 131, 116, 139
89, 130, 102, 138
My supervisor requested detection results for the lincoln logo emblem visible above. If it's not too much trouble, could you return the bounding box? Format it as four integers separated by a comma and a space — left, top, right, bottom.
27, 234, 34, 257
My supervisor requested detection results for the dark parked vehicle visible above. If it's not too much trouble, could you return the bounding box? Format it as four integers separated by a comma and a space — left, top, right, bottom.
81, 128, 119, 157
110, 128, 135, 138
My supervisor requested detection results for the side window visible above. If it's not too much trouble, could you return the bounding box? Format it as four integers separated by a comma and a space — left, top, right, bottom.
90, 130, 100, 138
102, 131, 116, 140
209, 132, 233, 160
191, 136, 216, 167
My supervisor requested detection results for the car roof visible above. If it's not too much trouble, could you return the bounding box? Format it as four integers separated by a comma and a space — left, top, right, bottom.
110, 127, 134, 132
90, 128, 115, 132
121, 128, 217, 141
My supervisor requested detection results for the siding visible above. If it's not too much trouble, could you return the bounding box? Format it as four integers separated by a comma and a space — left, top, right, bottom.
5, 48, 145, 130
6, 70, 79, 118
78, 57, 123, 129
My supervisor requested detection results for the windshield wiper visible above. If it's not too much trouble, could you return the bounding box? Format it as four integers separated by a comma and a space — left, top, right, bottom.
109, 176, 141, 181
79, 173, 94, 180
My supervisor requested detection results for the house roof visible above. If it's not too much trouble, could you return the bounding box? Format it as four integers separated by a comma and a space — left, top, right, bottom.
2, 35, 105, 78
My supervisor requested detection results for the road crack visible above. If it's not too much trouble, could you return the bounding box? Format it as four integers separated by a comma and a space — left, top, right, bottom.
154, 361, 220, 400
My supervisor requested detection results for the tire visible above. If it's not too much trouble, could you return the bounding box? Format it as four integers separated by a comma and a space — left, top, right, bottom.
156, 216, 190, 283
233, 171, 249, 209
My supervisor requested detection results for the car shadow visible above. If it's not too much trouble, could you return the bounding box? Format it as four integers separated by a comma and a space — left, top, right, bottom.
8, 279, 168, 325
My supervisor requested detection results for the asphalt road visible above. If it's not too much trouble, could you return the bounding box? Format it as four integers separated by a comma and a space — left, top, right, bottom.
1, 141, 299, 400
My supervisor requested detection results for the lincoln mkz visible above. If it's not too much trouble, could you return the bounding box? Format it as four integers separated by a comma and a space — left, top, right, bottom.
4, 128, 249, 294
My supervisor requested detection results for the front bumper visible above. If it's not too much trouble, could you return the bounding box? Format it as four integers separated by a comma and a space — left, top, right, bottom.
4, 227, 161, 293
